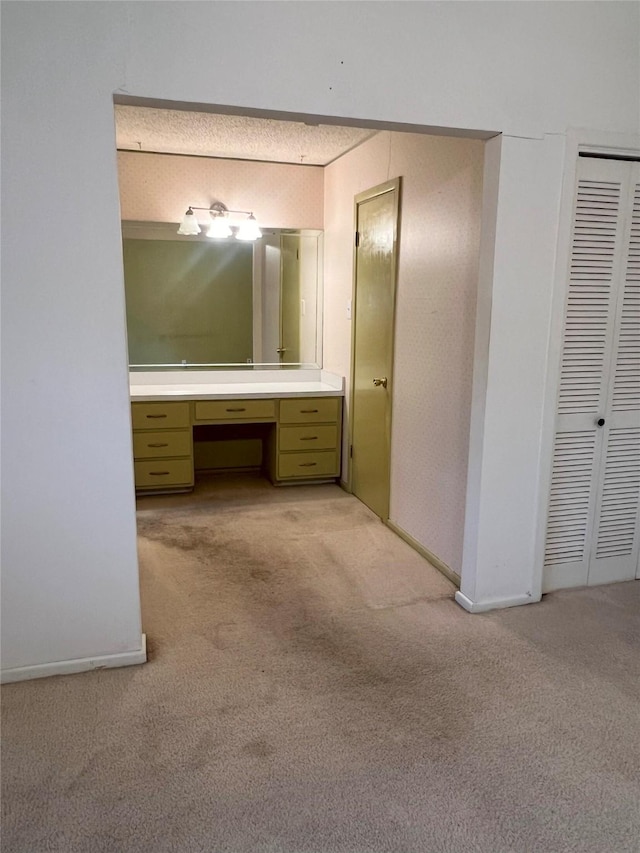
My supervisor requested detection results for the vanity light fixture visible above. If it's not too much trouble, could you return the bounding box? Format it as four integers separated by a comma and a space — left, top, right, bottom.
177, 203, 262, 241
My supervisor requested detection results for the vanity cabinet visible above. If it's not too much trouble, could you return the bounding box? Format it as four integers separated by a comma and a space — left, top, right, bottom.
194, 399, 276, 422
274, 397, 341, 483
131, 402, 194, 493
131, 394, 342, 494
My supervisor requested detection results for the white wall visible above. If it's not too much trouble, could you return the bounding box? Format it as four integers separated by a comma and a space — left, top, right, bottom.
1, 4, 144, 676
2, 2, 639, 678
324, 131, 484, 576
458, 133, 568, 611
119, 2, 639, 138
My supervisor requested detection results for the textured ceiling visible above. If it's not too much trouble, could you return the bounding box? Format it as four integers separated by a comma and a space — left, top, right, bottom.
115, 106, 377, 166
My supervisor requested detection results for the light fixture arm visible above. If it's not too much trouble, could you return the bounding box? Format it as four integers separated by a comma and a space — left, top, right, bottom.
187, 204, 255, 217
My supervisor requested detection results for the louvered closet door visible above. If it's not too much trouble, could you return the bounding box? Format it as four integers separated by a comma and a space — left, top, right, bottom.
543, 158, 640, 591
588, 163, 640, 584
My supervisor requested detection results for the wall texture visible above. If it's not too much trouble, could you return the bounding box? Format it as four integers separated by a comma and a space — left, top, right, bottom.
118, 151, 323, 229
2, 1, 639, 677
324, 131, 484, 574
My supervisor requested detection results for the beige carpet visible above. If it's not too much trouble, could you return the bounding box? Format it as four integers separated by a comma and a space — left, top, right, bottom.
2, 475, 640, 853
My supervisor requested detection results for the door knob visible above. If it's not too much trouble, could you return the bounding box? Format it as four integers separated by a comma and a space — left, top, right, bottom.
372, 377, 388, 388
596, 417, 605, 427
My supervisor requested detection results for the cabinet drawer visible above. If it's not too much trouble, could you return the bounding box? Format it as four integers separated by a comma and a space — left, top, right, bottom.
133, 429, 191, 460
194, 399, 275, 421
279, 424, 338, 452
132, 402, 190, 430
134, 458, 193, 488
278, 450, 339, 480
279, 397, 339, 424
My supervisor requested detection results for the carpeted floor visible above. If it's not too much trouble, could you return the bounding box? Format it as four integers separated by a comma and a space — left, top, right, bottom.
2, 474, 640, 853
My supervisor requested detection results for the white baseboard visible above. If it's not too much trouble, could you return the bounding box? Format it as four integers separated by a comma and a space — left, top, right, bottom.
455, 591, 539, 614
1, 634, 147, 684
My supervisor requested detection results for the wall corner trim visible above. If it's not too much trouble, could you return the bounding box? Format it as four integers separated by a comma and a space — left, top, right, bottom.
0, 635, 147, 684
454, 591, 540, 614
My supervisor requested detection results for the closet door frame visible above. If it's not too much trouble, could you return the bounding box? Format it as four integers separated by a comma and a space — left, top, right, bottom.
534, 130, 640, 596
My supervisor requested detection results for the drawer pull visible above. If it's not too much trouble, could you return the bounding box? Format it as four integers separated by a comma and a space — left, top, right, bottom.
147, 442, 169, 448
299, 462, 318, 468
148, 471, 171, 476
299, 409, 319, 414
146, 414, 168, 419
299, 436, 318, 441
225, 407, 247, 413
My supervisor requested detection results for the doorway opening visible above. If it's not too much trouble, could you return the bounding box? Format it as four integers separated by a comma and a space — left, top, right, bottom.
114, 94, 490, 589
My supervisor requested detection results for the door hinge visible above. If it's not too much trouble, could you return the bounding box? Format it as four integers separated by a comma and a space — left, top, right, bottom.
355, 231, 360, 248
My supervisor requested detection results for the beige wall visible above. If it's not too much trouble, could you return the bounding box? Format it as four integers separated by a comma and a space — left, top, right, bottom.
118, 151, 323, 229
324, 131, 484, 575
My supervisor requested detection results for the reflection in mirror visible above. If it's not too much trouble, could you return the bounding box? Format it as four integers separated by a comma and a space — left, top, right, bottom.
122, 222, 322, 369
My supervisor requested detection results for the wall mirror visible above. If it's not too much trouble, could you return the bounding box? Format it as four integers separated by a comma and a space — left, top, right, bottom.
122, 221, 323, 370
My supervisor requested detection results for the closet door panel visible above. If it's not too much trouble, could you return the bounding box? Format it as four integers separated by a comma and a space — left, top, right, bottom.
588, 426, 640, 584
588, 168, 640, 585
543, 428, 601, 590
556, 159, 627, 423
610, 174, 640, 415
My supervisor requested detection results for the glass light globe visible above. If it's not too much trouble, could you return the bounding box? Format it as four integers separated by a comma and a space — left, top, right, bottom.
236, 214, 262, 241
207, 215, 232, 239
177, 209, 201, 235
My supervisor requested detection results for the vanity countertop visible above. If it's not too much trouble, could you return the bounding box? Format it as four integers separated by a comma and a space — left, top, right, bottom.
130, 370, 344, 402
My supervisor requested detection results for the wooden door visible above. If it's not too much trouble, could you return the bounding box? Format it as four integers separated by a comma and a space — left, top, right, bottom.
350, 179, 400, 519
